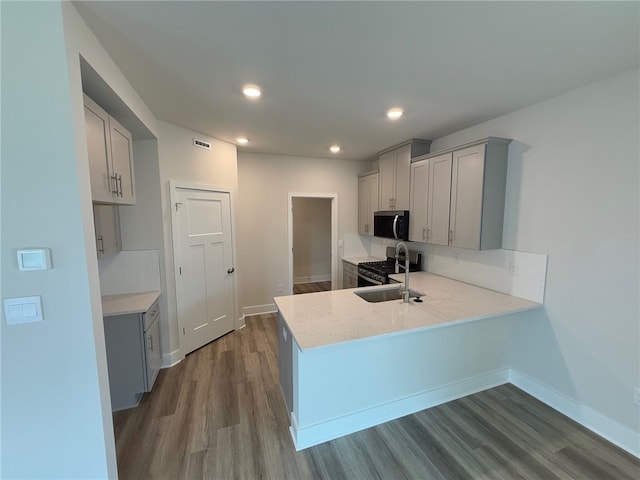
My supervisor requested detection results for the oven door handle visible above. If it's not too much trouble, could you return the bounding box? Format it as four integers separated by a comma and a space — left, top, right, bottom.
358, 272, 384, 285
392, 214, 399, 239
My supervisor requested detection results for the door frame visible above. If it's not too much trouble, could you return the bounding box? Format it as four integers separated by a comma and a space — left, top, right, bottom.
287, 192, 338, 294
169, 180, 241, 353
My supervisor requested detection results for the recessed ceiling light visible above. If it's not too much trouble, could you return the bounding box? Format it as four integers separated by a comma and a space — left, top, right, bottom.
242, 84, 262, 99
329, 145, 341, 153
386, 107, 404, 119
236, 137, 249, 145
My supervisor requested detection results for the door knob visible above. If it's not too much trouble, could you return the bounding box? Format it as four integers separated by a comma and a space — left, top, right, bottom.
227, 268, 235, 274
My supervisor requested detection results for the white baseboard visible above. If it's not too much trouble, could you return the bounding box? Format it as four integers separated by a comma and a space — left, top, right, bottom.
161, 349, 183, 369
242, 303, 277, 317
510, 369, 640, 458
293, 274, 331, 284
292, 369, 509, 450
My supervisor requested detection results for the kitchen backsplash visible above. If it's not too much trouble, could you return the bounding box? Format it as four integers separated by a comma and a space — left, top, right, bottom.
98, 250, 161, 295
362, 236, 547, 303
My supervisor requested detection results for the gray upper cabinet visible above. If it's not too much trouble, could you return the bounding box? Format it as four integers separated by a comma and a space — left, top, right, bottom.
379, 139, 431, 211
449, 139, 509, 250
409, 152, 452, 245
409, 159, 429, 242
427, 152, 453, 246
109, 116, 136, 204
93, 204, 121, 256
84, 94, 136, 205
409, 137, 510, 250
358, 172, 379, 235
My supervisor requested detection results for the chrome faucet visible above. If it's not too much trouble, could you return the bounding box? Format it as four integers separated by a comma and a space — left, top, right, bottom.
395, 242, 411, 303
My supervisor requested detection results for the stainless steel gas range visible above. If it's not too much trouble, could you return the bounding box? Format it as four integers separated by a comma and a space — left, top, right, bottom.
357, 247, 421, 287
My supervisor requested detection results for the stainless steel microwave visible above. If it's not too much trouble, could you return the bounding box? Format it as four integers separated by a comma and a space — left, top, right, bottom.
373, 210, 410, 241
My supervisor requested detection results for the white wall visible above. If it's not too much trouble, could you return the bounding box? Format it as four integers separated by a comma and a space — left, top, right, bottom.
293, 197, 332, 282
237, 154, 369, 312
429, 70, 640, 442
157, 121, 239, 364
1, 2, 115, 477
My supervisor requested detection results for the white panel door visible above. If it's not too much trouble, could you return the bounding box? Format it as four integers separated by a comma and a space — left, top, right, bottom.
409, 159, 429, 242
450, 145, 485, 249
174, 188, 235, 355
427, 153, 453, 246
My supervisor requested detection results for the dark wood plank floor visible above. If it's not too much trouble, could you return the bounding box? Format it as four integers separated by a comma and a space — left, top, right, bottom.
293, 281, 332, 295
113, 314, 639, 480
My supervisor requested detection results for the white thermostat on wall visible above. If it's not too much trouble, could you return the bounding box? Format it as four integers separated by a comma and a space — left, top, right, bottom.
17, 248, 52, 271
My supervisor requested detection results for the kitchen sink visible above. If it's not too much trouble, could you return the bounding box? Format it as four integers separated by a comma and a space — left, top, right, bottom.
354, 287, 424, 303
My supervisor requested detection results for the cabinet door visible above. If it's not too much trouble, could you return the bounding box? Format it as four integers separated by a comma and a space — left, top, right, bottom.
103, 313, 146, 411
84, 95, 114, 203
393, 144, 411, 210
367, 173, 379, 233
450, 145, 485, 249
144, 318, 162, 392
379, 151, 395, 210
109, 117, 136, 205
409, 160, 429, 242
427, 153, 453, 246
358, 176, 369, 235
93, 204, 121, 256
278, 313, 293, 413
358, 173, 379, 235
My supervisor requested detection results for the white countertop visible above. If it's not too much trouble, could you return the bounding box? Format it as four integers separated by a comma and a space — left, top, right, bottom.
342, 256, 383, 266
102, 291, 160, 317
274, 272, 541, 350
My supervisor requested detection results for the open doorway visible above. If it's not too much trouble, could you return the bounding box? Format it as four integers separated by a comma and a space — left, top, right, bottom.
287, 193, 338, 295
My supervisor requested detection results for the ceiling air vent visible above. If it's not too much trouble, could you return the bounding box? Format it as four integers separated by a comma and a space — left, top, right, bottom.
193, 138, 211, 150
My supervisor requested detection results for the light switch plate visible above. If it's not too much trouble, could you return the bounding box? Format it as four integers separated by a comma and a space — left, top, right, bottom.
17, 248, 51, 271
3, 296, 43, 324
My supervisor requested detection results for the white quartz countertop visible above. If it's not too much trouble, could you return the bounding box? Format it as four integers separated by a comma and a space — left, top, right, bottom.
274, 272, 541, 350
342, 256, 383, 265
102, 291, 160, 317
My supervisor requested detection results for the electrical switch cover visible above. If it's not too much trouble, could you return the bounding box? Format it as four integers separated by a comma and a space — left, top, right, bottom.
3, 296, 43, 325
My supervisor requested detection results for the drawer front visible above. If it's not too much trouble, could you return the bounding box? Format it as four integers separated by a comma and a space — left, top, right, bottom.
143, 299, 160, 331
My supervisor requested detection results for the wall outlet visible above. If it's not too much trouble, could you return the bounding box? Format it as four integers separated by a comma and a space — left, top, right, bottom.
633, 387, 640, 406
509, 262, 520, 276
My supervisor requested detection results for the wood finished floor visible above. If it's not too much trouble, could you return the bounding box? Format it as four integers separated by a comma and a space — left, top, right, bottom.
113, 314, 639, 480
293, 281, 332, 295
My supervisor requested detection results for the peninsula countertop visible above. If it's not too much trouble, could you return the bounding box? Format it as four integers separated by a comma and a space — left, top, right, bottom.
102, 291, 160, 317
274, 272, 541, 350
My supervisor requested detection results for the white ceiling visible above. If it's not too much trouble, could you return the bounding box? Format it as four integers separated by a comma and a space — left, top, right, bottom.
74, 1, 639, 161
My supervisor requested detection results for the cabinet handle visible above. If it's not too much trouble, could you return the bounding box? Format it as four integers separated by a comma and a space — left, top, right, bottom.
117, 174, 123, 197
422, 227, 426, 240
449, 230, 454, 244
110, 175, 118, 194
427, 228, 431, 241
227, 267, 235, 274
97, 236, 104, 254
147, 334, 153, 351
365, 224, 368, 233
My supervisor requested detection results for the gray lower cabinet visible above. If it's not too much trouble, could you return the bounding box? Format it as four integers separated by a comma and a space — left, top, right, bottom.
104, 298, 161, 411
342, 260, 358, 289
278, 312, 293, 413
